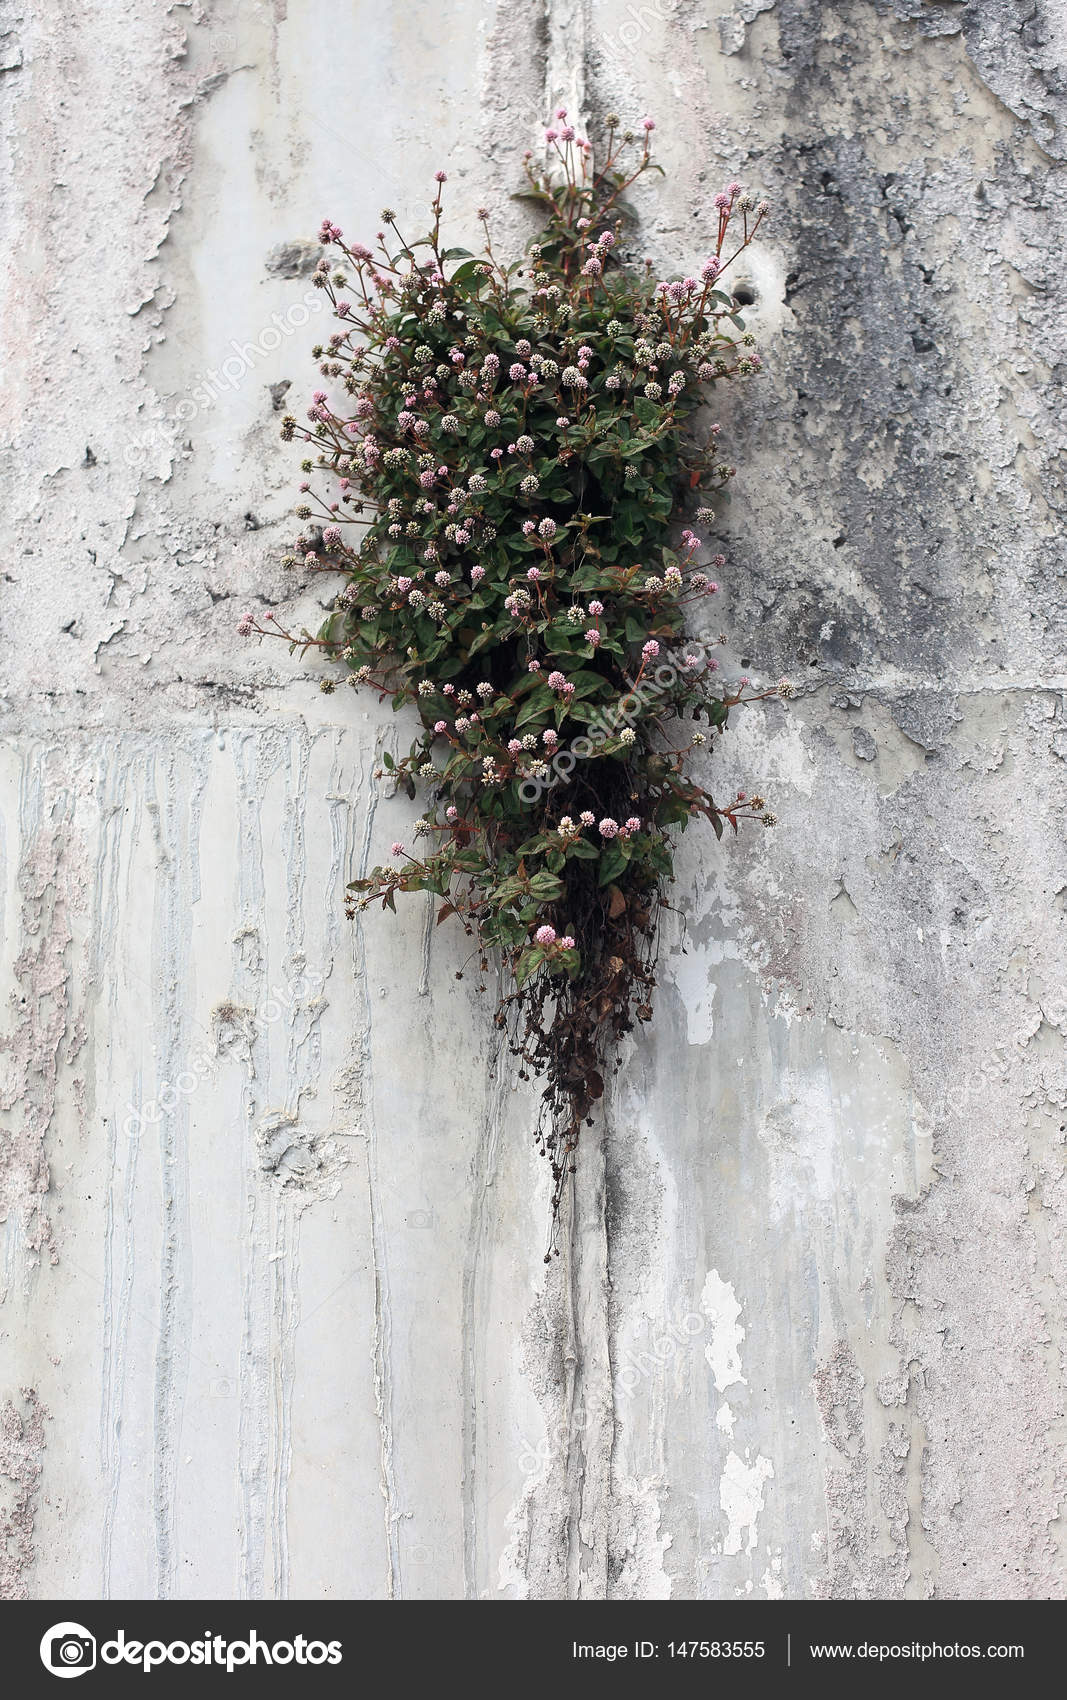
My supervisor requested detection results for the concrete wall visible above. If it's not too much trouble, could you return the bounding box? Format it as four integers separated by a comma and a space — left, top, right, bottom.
1, 0, 1064, 1600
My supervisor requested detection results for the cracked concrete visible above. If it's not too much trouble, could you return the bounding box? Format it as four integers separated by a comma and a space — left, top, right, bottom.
0, 0, 1064, 1599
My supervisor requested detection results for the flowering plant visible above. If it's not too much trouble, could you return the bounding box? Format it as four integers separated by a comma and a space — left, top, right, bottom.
243, 114, 786, 1242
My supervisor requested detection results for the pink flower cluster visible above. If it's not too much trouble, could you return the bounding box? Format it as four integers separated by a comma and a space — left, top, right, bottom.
534, 925, 576, 950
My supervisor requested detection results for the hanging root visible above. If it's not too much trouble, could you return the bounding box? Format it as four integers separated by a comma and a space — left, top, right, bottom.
497, 851, 662, 1257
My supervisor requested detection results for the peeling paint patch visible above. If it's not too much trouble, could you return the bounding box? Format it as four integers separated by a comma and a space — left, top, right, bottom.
701, 1270, 747, 1393
813, 1339, 912, 1599
0, 753, 86, 1279
761, 1554, 785, 1598
0, 1387, 47, 1599
721, 1450, 774, 1557
668, 946, 720, 1044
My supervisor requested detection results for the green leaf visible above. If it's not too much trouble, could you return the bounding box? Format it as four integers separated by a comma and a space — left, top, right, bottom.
566, 669, 610, 700
597, 845, 627, 885
514, 945, 545, 988
467, 626, 499, 657
528, 871, 563, 899
562, 701, 604, 726
514, 682, 554, 730
449, 259, 487, 292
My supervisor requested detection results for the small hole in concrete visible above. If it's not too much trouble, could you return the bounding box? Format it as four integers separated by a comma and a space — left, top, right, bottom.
732, 282, 757, 306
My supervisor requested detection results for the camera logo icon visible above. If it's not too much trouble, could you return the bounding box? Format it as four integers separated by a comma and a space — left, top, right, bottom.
40, 1623, 96, 1679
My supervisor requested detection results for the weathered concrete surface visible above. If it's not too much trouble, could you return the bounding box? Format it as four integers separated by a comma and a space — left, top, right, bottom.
1, 0, 1065, 1599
